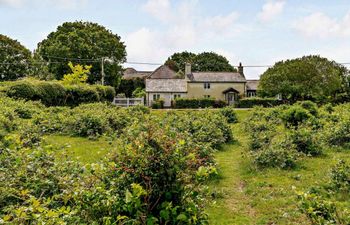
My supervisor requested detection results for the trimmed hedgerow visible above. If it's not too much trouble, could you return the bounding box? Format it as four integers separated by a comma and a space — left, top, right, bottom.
235, 97, 282, 108
173, 98, 227, 109
3, 80, 116, 106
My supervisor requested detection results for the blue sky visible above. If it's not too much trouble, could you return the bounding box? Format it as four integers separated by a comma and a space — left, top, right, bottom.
1, 0, 350, 78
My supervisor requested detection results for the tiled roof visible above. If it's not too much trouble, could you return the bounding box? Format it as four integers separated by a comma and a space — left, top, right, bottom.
123, 68, 151, 80
246, 80, 259, 90
146, 79, 187, 92
190, 72, 246, 82
148, 65, 179, 79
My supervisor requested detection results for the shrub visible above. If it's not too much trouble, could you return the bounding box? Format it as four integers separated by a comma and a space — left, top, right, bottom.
151, 99, 164, 109
288, 126, 322, 156
95, 85, 116, 102
235, 97, 281, 108
219, 106, 238, 123
298, 192, 348, 225
253, 138, 299, 169
322, 111, 350, 147
297, 100, 318, 116
281, 105, 312, 128
173, 98, 227, 109
65, 85, 100, 106
6, 81, 39, 101
330, 160, 350, 192
36, 82, 66, 106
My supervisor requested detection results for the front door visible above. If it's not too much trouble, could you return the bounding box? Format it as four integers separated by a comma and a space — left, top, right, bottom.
227, 93, 235, 105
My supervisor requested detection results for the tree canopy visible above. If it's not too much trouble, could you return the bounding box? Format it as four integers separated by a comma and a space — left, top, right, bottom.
258, 55, 349, 102
36, 21, 127, 87
0, 34, 32, 81
165, 51, 236, 73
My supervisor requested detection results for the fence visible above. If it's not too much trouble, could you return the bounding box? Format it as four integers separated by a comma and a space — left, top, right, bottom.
112, 98, 144, 107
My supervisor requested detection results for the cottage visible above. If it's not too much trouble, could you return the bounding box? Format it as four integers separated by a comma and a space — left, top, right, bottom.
142, 63, 259, 107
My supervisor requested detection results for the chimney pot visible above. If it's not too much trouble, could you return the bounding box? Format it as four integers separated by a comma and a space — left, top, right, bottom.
238, 62, 244, 77
185, 63, 192, 75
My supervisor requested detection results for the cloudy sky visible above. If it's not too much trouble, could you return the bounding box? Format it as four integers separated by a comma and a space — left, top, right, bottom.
1, 0, 350, 79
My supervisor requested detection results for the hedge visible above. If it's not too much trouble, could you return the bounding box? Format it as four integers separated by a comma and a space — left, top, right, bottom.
3, 80, 116, 106
235, 97, 282, 108
173, 98, 227, 109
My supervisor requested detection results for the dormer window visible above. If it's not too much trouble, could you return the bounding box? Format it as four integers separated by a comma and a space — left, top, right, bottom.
204, 82, 210, 89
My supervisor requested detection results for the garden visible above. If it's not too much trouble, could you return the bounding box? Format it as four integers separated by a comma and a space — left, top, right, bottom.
0, 91, 349, 224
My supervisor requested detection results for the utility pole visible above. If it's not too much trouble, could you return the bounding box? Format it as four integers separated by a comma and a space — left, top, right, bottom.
101, 57, 105, 85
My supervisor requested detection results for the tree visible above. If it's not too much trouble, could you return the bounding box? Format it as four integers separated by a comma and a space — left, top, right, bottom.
258, 55, 349, 102
36, 21, 126, 88
195, 52, 236, 72
165, 51, 236, 73
62, 62, 91, 85
165, 51, 196, 72
0, 34, 32, 81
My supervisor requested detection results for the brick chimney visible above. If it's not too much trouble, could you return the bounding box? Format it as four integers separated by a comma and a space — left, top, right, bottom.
238, 62, 245, 78
185, 63, 191, 75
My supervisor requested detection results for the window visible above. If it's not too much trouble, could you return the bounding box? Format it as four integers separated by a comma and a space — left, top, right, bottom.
247, 91, 256, 98
173, 94, 181, 99
204, 82, 211, 89
204, 95, 211, 98
153, 94, 160, 101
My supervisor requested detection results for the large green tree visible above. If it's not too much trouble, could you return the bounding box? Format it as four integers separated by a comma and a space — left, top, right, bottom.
165, 51, 236, 73
36, 21, 126, 87
0, 34, 32, 81
259, 55, 349, 102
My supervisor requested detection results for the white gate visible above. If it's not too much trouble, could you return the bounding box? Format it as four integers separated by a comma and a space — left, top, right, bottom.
113, 98, 144, 107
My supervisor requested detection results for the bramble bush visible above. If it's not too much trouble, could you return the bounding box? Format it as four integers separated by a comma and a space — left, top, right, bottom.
219, 106, 238, 123
0, 94, 233, 224
297, 160, 350, 224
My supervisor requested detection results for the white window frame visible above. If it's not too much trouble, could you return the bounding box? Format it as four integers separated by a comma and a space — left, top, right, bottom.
204, 82, 211, 89
153, 94, 160, 101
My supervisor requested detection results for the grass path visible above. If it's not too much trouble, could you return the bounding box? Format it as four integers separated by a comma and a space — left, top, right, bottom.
207, 110, 350, 225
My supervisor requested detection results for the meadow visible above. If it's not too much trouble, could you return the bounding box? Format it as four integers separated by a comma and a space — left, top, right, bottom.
0, 95, 349, 224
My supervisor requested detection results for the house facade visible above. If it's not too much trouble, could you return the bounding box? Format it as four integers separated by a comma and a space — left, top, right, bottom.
131, 63, 258, 107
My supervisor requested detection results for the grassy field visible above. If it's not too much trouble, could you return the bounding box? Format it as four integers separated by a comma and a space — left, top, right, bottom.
207, 110, 350, 225
41, 109, 349, 224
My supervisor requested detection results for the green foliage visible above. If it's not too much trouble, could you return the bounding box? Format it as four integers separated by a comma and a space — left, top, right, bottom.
253, 138, 299, 169
3, 80, 116, 106
117, 78, 145, 97
36, 21, 126, 87
6, 81, 39, 101
173, 98, 227, 109
151, 99, 164, 109
219, 106, 238, 123
132, 87, 146, 98
288, 126, 323, 156
330, 160, 350, 192
235, 97, 282, 108
62, 62, 91, 85
165, 51, 236, 73
281, 105, 312, 128
298, 192, 348, 225
0, 34, 32, 81
259, 55, 349, 102
298, 160, 350, 224
0, 95, 234, 224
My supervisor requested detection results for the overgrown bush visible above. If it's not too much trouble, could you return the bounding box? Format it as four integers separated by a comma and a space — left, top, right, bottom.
6, 81, 39, 101
281, 105, 312, 128
235, 97, 281, 108
288, 126, 323, 156
253, 138, 299, 169
219, 106, 238, 123
330, 160, 350, 192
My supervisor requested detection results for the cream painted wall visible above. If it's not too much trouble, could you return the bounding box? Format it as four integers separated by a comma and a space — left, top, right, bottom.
187, 82, 246, 100
147, 93, 187, 107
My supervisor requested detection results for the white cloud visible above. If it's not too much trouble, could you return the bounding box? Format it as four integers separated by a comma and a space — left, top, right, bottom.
294, 11, 350, 38
127, 0, 243, 68
258, 0, 286, 22
201, 12, 240, 35
0, 0, 87, 9
142, 0, 172, 22
0, 0, 24, 7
